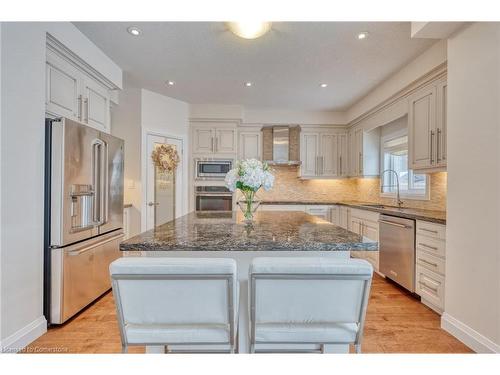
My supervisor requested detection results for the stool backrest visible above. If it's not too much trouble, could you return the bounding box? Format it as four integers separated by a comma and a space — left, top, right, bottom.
250, 258, 372, 325
110, 257, 237, 326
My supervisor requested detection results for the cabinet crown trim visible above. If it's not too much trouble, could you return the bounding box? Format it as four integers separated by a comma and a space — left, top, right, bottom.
46, 33, 120, 91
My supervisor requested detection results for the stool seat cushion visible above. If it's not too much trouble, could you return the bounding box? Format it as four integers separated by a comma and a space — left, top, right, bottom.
110, 257, 237, 275
125, 323, 230, 344
250, 257, 373, 276
255, 322, 358, 343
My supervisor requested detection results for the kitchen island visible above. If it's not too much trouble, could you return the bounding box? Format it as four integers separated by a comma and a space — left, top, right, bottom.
120, 211, 377, 353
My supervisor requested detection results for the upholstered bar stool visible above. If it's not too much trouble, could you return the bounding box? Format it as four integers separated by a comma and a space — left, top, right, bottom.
110, 257, 239, 353
248, 257, 373, 353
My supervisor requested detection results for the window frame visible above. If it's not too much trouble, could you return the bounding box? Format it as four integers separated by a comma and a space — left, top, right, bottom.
379, 129, 430, 201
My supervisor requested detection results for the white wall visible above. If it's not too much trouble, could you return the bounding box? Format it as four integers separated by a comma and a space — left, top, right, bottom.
0, 22, 122, 351
346, 39, 447, 123
110, 88, 142, 237
111, 88, 190, 235
243, 108, 346, 125
141, 89, 190, 224
443, 22, 500, 353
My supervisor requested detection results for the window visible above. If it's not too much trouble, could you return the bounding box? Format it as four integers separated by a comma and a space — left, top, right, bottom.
381, 135, 429, 199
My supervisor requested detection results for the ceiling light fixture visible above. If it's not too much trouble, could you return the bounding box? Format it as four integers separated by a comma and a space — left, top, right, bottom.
244, 82, 253, 87
127, 26, 142, 36
227, 22, 272, 39
357, 31, 369, 40
166, 80, 175, 86
320, 83, 328, 88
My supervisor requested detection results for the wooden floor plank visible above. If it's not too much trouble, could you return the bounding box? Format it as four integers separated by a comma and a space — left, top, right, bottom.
24, 274, 472, 354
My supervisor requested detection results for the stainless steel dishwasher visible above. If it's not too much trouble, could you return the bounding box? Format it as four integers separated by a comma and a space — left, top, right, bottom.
379, 214, 416, 292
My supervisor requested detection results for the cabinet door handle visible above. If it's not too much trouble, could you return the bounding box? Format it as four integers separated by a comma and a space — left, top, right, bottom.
419, 258, 438, 268
211, 137, 214, 153
420, 228, 438, 234
77, 95, 83, 120
436, 128, 441, 163
419, 243, 438, 251
339, 156, 342, 176
430, 130, 435, 164
84, 98, 89, 123
215, 137, 218, 152
358, 152, 362, 174
419, 281, 438, 293
320, 156, 324, 175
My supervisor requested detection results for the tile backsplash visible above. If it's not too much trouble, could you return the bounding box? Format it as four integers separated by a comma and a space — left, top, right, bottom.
257, 166, 447, 212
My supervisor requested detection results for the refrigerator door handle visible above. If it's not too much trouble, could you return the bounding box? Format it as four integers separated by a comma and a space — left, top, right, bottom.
92, 139, 105, 226
102, 141, 109, 225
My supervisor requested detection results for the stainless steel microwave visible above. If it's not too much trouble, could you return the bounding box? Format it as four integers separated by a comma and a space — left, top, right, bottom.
195, 159, 233, 180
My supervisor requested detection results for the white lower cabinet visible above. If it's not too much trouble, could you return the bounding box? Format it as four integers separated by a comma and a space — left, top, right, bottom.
415, 220, 446, 314
305, 205, 330, 221
349, 208, 380, 271
259, 204, 306, 212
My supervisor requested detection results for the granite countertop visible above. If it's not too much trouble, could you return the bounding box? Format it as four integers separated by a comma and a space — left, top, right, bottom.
261, 201, 446, 224
120, 211, 377, 252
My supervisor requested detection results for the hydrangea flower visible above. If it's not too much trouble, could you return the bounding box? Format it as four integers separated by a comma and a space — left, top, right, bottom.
224, 158, 274, 193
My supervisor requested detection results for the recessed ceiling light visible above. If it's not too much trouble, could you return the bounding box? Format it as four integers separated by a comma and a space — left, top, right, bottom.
357, 31, 369, 40
320, 83, 328, 88
166, 80, 175, 86
127, 26, 142, 36
227, 22, 272, 39
244, 82, 253, 87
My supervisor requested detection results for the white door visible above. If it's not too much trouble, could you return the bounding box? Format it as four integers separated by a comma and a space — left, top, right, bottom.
146, 134, 183, 230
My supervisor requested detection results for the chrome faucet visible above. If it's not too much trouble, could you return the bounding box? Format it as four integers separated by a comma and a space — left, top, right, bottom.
381, 169, 404, 208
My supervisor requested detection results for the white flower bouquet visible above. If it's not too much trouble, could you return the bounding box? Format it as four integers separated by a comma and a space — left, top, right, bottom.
225, 159, 274, 221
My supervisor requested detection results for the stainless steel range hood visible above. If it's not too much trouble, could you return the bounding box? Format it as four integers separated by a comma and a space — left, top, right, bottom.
262, 126, 301, 165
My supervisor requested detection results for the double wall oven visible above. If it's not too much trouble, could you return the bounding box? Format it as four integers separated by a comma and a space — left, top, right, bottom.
194, 159, 234, 212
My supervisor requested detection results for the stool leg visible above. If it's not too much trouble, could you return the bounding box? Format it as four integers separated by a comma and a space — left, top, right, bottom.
354, 344, 361, 354
121, 344, 128, 353
320, 344, 326, 354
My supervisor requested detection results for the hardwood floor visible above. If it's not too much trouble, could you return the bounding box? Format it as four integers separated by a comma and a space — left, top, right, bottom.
25, 274, 472, 354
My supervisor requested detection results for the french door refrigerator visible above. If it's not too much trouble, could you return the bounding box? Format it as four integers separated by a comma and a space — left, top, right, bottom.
44, 117, 124, 324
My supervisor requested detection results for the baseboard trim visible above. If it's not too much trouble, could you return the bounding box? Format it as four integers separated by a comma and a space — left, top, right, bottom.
441, 312, 500, 353
0, 316, 47, 353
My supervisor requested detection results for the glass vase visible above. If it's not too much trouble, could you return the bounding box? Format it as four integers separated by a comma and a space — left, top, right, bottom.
237, 190, 261, 222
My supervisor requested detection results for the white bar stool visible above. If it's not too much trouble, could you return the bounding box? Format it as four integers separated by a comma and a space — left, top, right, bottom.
110, 257, 239, 353
248, 257, 373, 353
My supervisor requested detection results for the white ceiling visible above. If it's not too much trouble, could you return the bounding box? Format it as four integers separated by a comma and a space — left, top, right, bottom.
74, 22, 436, 111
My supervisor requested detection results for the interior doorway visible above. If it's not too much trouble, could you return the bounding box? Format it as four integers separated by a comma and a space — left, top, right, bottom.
144, 133, 184, 231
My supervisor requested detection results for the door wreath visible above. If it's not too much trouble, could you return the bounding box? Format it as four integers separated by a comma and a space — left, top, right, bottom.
151, 144, 180, 174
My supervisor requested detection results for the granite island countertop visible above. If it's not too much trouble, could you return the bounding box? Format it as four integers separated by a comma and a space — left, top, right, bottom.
120, 211, 378, 252
261, 200, 446, 224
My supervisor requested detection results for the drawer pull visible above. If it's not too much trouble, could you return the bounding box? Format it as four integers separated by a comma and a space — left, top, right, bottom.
419, 258, 438, 267
419, 243, 438, 251
419, 281, 438, 293
420, 228, 438, 234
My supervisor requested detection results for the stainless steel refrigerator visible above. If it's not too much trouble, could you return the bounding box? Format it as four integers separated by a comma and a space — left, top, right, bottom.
44, 117, 124, 324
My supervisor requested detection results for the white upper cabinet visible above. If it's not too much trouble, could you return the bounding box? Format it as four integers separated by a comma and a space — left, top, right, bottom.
192, 123, 237, 155
408, 78, 447, 170
320, 133, 338, 177
46, 49, 112, 133
300, 130, 347, 178
216, 128, 237, 154
239, 130, 262, 160
300, 132, 319, 177
46, 51, 82, 121
348, 126, 380, 177
82, 77, 111, 131
193, 127, 215, 154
